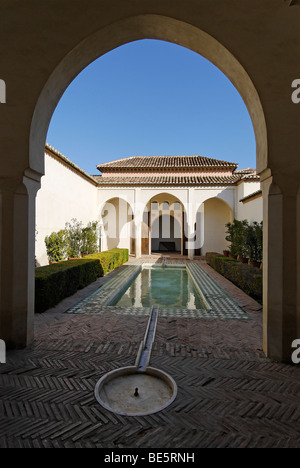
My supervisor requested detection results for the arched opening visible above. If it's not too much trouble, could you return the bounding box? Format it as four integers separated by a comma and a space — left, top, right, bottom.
151, 214, 182, 254
197, 197, 234, 256
30, 15, 267, 177
22, 14, 269, 354
142, 193, 187, 256
100, 197, 134, 254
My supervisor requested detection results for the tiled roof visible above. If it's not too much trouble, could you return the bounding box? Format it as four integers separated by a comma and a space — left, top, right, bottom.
235, 168, 256, 174
239, 190, 262, 203
92, 174, 242, 186
97, 155, 238, 171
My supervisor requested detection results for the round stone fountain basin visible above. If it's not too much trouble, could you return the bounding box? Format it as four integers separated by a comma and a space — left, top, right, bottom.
95, 366, 177, 416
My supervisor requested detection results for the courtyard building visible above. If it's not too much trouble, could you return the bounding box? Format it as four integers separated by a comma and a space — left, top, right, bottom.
0, 1, 299, 364
35, 144, 262, 266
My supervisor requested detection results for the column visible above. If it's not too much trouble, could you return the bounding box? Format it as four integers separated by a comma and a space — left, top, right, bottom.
135, 217, 142, 259
0, 171, 41, 348
187, 188, 195, 260
262, 175, 299, 362
133, 188, 142, 259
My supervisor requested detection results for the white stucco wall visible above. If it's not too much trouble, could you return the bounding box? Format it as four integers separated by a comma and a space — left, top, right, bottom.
35, 152, 98, 266
238, 196, 263, 224
200, 197, 234, 255
35, 151, 263, 264
236, 180, 262, 222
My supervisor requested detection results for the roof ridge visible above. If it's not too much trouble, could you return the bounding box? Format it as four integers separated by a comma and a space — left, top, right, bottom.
97, 154, 238, 169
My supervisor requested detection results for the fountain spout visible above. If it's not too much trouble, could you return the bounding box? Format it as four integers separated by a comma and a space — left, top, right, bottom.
135, 306, 159, 372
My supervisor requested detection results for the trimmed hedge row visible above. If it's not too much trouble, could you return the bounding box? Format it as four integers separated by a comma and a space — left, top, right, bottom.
84, 248, 129, 276
206, 252, 262, 304
35, 248, 129, 314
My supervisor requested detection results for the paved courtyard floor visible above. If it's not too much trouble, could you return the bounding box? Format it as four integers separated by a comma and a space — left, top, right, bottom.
0, 256, 300, 448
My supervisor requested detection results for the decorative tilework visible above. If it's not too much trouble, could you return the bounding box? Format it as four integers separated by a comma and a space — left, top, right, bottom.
66, 262, 250, 320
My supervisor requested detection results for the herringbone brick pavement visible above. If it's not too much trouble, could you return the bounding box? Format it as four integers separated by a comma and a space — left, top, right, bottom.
1, 316, 300, 448
0, 258, 299, 448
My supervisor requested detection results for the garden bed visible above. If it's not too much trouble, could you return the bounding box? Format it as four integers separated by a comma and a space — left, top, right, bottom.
35, 248, 129, 313
206, 252, 262, 304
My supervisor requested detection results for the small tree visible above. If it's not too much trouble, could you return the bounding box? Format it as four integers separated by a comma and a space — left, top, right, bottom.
81, 221, 98, 256
225, 219, 249, 257
246, 221, 263, 262
225, 221, 237, 256
45, 230, 67, 263
65, 218, 83, 258
235, 219, 249, 258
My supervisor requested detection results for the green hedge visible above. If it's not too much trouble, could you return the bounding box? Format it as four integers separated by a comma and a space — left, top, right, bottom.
84, 248, 129, 276
35, 248, 129, 313
206, 252, 262, 304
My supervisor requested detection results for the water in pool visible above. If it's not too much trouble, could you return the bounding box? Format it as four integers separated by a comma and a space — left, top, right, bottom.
111, 266, 208, 310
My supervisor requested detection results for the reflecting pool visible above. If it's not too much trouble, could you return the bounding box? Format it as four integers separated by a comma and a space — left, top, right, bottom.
111, 265, 208, 310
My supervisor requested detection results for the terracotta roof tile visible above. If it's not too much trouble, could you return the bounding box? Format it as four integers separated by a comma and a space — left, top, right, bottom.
92, 174, 242, 186
97, 155, 238, 171
239, 190, 262, 203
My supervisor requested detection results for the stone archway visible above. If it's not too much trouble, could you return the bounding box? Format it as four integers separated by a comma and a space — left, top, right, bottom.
142, 193, 188, 257
27, 16, 268, 349
30, 15, 267, 178
1, 5, 299, 363
197, 197, 234, 256
100, 197, 134, 254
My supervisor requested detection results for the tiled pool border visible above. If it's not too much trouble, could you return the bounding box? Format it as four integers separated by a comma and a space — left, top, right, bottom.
66, 262, 250, 320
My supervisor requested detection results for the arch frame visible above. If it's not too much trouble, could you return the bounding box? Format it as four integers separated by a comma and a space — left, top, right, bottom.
29, 14, 267, 178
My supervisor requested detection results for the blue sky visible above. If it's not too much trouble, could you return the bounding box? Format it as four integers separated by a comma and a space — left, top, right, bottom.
47, 39, 256, 175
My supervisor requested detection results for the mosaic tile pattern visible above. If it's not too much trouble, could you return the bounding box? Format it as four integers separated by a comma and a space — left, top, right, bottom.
66, 262, 250, 320
186, 263, 249, 319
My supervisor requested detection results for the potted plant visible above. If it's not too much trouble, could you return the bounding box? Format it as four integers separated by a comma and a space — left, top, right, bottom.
225, 221, 238, 259
236, 220, 250, 263
226, 219, 249, 261
246, 221, 263, 268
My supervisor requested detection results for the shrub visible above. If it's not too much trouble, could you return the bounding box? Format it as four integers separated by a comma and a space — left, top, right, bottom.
225, 219, 249, 258
45, 230, 67, 263
206, 252, 262, 303
81, 221, 99, 256
65, 218, 83, 258
225, 219, 263, 261
35, 248, 129, 313
35, 258, 101, 313
44, 219, 99, 262
85, 248, 129, 276
246, 221, 263, 262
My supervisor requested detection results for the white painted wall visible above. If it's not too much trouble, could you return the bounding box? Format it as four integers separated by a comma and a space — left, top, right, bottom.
35, 151, 263, 265
238, 196, 263, 224
201, 198, 233, 255
35, 152, 98, 266
236, 180, 262, 222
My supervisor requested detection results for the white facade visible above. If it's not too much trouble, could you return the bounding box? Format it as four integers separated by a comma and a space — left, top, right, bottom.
35, 146, 262, 266
35, 147, 98, 266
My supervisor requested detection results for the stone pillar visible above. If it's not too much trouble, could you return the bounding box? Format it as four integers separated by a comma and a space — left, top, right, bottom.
187, 189, 195, 260
0, 171, 41, 349
262, 174, 299, 362
135, 217, 142, 259
133, 188, 142, 259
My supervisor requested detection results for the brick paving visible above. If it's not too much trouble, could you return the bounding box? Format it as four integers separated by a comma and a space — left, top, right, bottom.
0, 255, 300, 448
